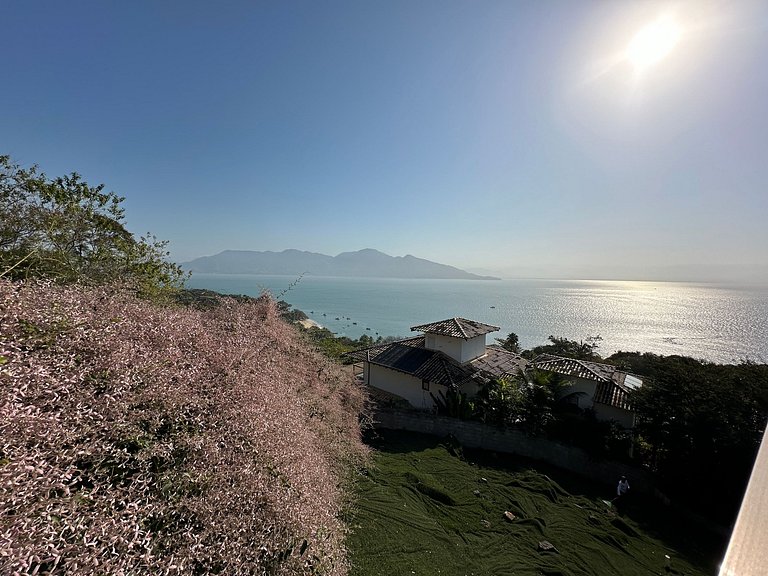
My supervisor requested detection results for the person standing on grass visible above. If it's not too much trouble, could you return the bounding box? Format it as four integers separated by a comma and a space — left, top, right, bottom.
617, 476, 630, 499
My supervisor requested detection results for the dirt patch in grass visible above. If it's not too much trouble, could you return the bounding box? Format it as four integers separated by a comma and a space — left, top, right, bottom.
347, 430, 720, 576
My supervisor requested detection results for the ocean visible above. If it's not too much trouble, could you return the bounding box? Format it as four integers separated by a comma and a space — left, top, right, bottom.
186, 274, 768, 365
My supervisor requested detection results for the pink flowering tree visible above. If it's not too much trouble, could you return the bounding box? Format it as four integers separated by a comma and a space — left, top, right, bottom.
1, 280, 367, 574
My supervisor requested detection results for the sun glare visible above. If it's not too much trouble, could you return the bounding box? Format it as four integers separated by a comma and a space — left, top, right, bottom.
626, 17, 681, 71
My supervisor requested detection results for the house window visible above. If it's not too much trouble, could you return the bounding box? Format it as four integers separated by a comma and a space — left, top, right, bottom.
422, 380, 430, 391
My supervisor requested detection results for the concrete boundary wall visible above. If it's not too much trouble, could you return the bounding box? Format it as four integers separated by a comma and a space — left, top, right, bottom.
374, 408, 654, 493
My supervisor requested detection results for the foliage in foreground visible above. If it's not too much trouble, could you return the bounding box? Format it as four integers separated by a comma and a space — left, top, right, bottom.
348, 430, 716, 576
0, 155, 186, 298
0, 279, 367, 575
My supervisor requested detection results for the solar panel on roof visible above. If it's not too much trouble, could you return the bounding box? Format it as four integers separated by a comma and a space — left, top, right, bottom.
624, 374, 643, 389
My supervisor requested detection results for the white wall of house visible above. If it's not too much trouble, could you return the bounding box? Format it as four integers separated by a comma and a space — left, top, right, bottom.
367, 363, 447, 410
460, 335, 487, 363
593, 403, 636, 429
425, 333, 487, 363
425, 334, 462, 361
558, 378, 597, 409
425, 333, 438, 351
558, 377, 635, 429
460, 379, 483, 398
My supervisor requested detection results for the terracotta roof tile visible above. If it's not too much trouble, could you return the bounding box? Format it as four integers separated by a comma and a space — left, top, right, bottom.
531, 354, 642, 411
593, 381, 633, 411
410, 317, 499, 339
344, 336, 424, 362
531, 354, 615, 382
344, 338, 526, 388
472, 345, 528, 379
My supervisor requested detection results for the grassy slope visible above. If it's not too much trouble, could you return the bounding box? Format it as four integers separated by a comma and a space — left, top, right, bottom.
348, 430, 719, 576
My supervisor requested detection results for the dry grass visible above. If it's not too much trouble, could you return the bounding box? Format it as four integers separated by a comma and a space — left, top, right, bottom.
1, 279, 367, 575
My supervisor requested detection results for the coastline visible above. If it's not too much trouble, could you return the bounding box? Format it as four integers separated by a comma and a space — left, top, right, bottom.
297, 318, 323, 330
186, 274, 768, 364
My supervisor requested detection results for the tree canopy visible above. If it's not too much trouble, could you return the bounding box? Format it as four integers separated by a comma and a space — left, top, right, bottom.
529, 335, 602, 360
495, 332, 521, 354
0, 155, 186, 297
609, 351, 768, 523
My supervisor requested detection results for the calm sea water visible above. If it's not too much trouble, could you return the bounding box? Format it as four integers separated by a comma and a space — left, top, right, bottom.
186, 274, 768, 364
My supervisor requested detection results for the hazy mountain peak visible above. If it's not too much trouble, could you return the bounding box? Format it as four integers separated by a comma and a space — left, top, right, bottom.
183, 249, 499, 280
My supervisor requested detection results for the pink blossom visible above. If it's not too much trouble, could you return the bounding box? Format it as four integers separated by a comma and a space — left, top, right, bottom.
1, 279, 367, 575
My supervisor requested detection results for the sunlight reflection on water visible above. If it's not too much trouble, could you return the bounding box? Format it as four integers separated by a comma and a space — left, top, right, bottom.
188, 274, 768, 364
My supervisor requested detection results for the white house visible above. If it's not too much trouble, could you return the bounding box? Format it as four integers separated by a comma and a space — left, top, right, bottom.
346, 317, 527, 411
530, 354, 642, 429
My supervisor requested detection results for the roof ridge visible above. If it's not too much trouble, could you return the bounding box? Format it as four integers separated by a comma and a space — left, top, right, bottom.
572, 357, 610, 382
532, 354, 612, 382
453, 317, 469, 339
411, 317, 499, 339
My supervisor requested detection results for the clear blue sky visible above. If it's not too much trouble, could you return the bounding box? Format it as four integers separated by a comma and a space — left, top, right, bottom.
3, 0, 767, 281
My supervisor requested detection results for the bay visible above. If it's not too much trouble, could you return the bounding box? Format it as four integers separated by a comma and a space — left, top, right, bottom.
186, 273, 768, 365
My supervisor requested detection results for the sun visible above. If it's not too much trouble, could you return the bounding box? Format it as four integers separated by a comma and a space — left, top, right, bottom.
625, 17, 681, 72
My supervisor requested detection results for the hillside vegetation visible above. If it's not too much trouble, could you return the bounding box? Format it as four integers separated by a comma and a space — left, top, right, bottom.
0, 279, 366, 575
0, 155, 185, 297
348, 430, 716, 576
494, 333, 768, 526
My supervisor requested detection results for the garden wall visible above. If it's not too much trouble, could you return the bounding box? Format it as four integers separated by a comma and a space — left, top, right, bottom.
374, 408, 654, 493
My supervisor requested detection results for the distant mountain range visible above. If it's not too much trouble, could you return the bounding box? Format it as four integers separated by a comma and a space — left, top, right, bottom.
182, 249, 499, 280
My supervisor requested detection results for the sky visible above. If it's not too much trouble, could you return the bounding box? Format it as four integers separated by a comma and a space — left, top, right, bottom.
2, 0, 767, 282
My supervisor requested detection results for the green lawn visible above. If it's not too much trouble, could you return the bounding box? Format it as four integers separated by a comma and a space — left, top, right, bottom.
347, 430, 721, 576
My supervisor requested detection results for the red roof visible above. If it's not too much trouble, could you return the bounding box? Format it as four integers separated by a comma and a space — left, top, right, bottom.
531, 354, 616, 382
410, 317, 499, 339
531, 354, 641, 411
344, 339, 526, 387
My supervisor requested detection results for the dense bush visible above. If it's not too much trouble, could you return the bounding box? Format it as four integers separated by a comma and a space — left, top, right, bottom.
0, 279, 367, 575
481, 340, 768, 522
299, 325, 400, 363
473, 371, 568, 436
524, 334, 602, 361
609, 351, 768, 523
